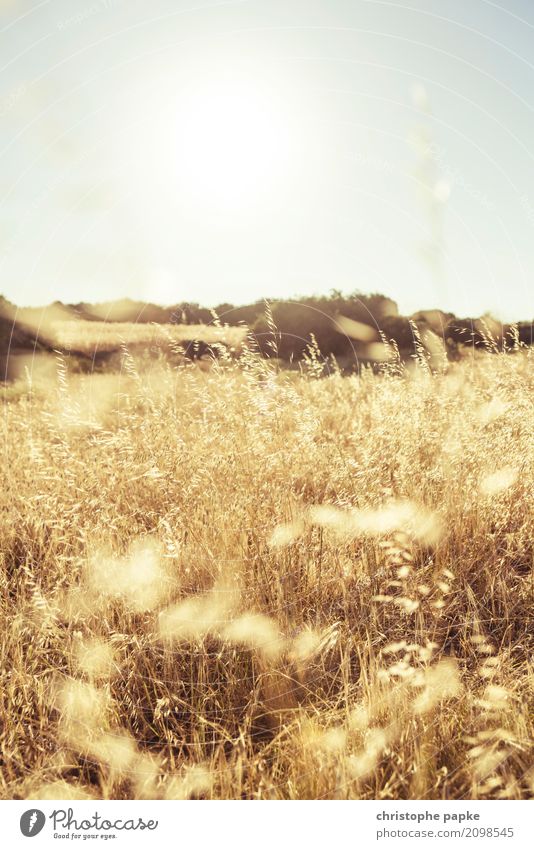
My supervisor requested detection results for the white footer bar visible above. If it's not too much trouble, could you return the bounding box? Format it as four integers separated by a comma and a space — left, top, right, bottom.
2, 799, 530, 848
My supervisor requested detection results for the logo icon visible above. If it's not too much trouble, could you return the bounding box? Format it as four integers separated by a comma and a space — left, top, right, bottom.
20, 810, 46, 837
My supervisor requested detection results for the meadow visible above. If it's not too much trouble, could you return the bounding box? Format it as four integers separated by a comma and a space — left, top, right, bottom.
49, 320, 247, 356
1, 337, 533, 800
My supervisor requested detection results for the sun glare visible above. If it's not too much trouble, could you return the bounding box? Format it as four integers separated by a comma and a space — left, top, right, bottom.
148, 83, 292, 211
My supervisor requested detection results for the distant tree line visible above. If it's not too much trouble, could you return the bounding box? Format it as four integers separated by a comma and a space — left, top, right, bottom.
66, 291, 532, 359
1, 291, 533, 367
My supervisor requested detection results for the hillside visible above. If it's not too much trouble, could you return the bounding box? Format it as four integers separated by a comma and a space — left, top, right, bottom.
1, 292, 533, 376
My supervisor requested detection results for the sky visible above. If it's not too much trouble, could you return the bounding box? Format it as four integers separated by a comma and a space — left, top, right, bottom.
0, 0, 533, 320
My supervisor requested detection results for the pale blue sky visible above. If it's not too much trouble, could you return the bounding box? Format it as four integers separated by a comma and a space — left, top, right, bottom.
0, 0, 533, 319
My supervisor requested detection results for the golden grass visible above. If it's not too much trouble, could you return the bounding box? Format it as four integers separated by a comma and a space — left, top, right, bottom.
1, 343, 533, 800
48, 320, 246, 355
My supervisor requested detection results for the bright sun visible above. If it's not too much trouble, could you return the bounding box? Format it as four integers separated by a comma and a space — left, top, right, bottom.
154, 83, 291, 211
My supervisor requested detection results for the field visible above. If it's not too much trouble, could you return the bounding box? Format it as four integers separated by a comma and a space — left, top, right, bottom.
49, 320, 247, 355
1, 319, 247, 384
1, 342, 533, 800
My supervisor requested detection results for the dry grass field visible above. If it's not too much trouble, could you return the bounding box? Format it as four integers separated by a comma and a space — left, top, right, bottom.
50, 320, 247, 355
1, 339, 533, 800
